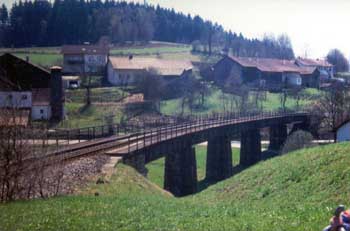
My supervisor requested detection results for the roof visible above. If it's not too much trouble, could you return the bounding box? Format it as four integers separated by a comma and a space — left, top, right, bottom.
61, 45, 109, 55
0, 53, 51, 91
109, 57, 193, 76
296, 58, 333, 67
227, 55, 317, 75
62, 76, 80, 81
32, 88, 50, 106
0, 109, 30, 127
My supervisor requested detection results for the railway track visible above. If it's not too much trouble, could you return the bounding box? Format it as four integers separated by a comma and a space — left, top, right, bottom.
34, 111, 308, 165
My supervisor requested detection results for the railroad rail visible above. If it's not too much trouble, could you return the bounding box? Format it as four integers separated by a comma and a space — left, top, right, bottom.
33, 111, 308, 164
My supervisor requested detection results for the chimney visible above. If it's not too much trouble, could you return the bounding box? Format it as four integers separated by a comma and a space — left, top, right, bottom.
50, 66, 65, 121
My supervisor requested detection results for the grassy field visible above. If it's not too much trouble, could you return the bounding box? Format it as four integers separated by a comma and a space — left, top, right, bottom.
2, 143, 350, 230
58, 102, 122, 128
65, 87, 127, 103
161, 86, 320, 115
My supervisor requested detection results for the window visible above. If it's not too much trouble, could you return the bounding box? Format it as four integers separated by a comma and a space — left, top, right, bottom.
40, 109, 44, 114
7, 94, 12, 100
21, 95, 28, 100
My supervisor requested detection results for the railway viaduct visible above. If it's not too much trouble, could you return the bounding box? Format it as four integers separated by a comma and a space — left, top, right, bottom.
104, 112, 310, 197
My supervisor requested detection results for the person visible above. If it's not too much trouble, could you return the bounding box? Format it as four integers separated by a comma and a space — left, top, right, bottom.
323, 205, 346, 231
341, 208, 350, 230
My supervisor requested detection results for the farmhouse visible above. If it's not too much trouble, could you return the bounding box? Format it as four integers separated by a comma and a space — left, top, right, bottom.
0, 53, 65, 122
296, 57, 334, 78
61, 44, 109, 75
212, 55, 324, 90
107, 56, 193, 86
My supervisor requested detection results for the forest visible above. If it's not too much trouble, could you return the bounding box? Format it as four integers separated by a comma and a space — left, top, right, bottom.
0, 0, 294, 59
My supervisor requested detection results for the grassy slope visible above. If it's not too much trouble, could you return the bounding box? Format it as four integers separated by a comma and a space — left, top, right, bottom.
2, 143, 350, 230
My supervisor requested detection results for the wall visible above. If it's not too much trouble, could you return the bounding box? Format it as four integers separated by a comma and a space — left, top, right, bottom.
31, 105, 51, 120
0, 91, 32, 108
213, 57, 243, 87
63, 54, 107, 74
84, 54, 107, 73
107, 63, 145, 86
285, 73, 302, 86
337, 122, 350, 142
63, 54, 84, 74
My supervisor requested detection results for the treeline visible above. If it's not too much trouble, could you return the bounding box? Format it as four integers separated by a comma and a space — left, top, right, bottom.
0, 0, 294, 59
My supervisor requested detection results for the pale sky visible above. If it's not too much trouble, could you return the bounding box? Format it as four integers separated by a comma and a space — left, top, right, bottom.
4, 0, 350, 59
132, 0, 350, 59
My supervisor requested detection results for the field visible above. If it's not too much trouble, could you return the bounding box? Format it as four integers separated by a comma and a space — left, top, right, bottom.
1, 142, 350, 230
161, 86, 321, 115
0, 42, 207, 68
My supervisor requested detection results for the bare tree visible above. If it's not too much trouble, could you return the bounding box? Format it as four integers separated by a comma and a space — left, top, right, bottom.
312, 85, 350, 142
138, 69, 165, 112
0, 108, 65, 202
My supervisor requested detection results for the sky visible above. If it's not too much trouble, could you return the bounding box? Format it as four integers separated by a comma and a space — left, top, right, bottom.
134, 0, 350, 59
4, 0, 350, 59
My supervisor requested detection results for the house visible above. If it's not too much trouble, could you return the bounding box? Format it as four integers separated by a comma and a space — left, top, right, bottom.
61, 44, 109, 75
295, 57, 334, 78
212, 55, 327, 90
107, 56, 193, 86
296, 58, 334, 88
212, 55, 305, 90
336, 120, 350, 142
0, 53, 65, 121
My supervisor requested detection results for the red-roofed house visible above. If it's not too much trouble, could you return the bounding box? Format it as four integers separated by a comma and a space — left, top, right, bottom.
212, 55, 325, 90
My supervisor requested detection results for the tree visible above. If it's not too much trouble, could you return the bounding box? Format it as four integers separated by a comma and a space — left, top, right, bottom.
281, 130, 316, 154
313, 85, 350, 142
0, 4, 8, 24
327, 49, 349, 73
138, 69, 165, 112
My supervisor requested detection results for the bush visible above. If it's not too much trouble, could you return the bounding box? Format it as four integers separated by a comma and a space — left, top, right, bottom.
281, 130, 317, 154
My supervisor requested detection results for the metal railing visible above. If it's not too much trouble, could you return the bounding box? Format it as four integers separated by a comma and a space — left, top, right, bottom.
43, 111, 308, 162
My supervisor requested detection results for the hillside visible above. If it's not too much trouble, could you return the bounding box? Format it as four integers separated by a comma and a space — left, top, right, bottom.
2, 143, 350, 230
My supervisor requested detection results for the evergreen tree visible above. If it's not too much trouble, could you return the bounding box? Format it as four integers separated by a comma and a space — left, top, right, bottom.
0, 4, 8, 24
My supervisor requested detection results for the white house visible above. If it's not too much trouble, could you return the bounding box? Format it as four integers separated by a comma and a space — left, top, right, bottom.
61, 45, 109, 75
336, 120, 350, 142
107, 56, 193, 86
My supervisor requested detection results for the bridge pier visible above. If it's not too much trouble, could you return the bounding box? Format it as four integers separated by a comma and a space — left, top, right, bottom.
164, 146, 197, 197
206, 135, 233, 182
123, 153, 148, 177
240, 129, 261, 166
268, 124, 288, 152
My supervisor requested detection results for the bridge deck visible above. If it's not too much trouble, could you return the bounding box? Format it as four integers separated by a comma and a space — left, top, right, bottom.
105, 112, 307, 156
25, 112, 308, 165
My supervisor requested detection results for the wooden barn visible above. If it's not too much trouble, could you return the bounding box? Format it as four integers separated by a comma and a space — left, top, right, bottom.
212, 55, 324, 90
